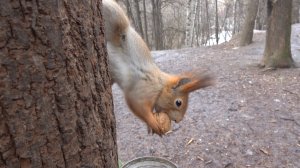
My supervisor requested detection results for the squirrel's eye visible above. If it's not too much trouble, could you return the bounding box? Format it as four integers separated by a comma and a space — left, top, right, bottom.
175, 99, 182, 108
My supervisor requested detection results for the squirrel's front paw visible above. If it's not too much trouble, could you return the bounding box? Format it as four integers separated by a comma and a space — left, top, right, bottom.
147, 122, 163, 136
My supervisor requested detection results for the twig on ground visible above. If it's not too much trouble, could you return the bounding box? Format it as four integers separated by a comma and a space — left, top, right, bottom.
261, 67, 276, 72
185, 138, 195, 146
283, 89, 300, 99
279, 117, 300, 127
205, 160, 213, 165
196, 156, 204, 161
224, 163, 233, 168
259, 148, 270, 156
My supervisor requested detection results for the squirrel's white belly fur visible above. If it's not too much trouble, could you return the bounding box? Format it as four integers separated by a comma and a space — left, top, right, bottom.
107, 26, 162, 91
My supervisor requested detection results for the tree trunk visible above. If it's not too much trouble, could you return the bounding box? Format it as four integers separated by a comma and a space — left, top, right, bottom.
185, 0, 193, 47
134, 0, 144, 38
233, 0, 238, 34
255, 0, 267, 30
125, 0, 137, 29
239, 0, 260, 46
195, 0, 201, 46
215, 0, 219, 44
292, 0, 300, 23
0, 0, 118, 167
233, 0, 245, 34
143, 0, 149, 45
151, 0, 164, 50
205, 0, 211, 45
156, 0, 164, 50
262, 0, 294, 68
151, 0, 157, 49
221, 3, 230, 42
185, 0, 197, 47
190, 0, 199, 47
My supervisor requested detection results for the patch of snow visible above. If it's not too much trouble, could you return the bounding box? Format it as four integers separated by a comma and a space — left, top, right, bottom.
273, 99, 280, 103
206, 30, 232, 46
254, 29, 266, 33
246, 149, 254, 156
291, 24, 300, 62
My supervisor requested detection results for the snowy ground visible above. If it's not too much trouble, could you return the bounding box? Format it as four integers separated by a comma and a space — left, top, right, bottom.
113, 24, 300, 167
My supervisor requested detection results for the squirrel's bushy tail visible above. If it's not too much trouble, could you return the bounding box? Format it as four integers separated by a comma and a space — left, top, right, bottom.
102, 0, 129, 46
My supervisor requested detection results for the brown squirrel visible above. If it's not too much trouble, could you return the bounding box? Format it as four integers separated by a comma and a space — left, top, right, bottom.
102, 0, 214, 135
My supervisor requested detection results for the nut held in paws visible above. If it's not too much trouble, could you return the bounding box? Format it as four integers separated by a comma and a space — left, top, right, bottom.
154, 112, 171, 134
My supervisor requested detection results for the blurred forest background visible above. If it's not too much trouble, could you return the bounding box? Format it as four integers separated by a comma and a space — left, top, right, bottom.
115, 0, 300, 50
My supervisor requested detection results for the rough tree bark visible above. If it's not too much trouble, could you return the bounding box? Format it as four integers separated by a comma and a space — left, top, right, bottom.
239, 0, 260, 46
261, 0, 295, 68
0, 0, 117, 167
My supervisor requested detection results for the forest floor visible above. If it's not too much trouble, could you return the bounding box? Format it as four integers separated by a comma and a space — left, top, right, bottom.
113, 24, 300, 168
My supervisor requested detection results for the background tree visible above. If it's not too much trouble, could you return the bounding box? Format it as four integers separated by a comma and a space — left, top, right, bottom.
292, 0, 300, 23
133, 0, 144, 38
239, 0, 260, 46
185, 0, 194, 47
215, 0, 219, 44
255, 0, 268, 30
184, 0, 201, 47
204, 0, 211, 45
0, 0, 118, 167
261, 0, 295, 68
151, 0, 164, 50
125, 0, 137, 30
233, 0, 246, 35
143, 0, 150, 45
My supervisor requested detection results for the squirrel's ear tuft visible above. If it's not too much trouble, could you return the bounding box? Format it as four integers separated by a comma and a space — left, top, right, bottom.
176, 71, 215, 93
172, 78, 191, 89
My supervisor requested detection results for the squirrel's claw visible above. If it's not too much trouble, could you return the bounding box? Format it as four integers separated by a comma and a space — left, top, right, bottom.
147, 126, 163, 137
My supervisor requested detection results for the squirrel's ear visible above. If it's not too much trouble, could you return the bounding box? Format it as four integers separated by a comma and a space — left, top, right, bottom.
175, 72, 214, 93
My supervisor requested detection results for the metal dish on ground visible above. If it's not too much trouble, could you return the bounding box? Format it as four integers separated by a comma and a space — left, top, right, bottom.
122, 156, 177, 168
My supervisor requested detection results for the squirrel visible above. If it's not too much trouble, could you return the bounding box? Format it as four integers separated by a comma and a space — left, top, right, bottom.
102, 0, 214, 135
